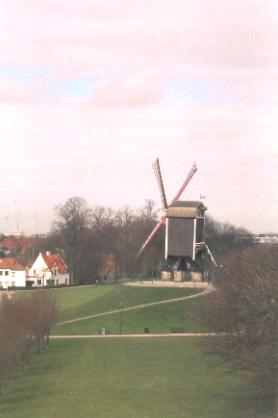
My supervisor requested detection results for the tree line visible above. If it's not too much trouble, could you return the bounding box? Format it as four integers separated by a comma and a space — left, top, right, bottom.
17, 196, 253, 285
0, 291, 57, 395
20, 197, 165, 284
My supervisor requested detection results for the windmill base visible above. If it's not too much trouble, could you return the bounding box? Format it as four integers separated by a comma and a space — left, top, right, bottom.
161, 270, 202, 282
161, 256, 203, 282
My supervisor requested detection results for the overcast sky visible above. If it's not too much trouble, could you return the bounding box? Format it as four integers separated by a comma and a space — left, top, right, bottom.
0, 0, 277, 234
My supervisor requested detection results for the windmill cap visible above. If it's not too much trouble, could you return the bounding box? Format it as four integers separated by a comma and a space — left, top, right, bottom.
166, 200, 206, 218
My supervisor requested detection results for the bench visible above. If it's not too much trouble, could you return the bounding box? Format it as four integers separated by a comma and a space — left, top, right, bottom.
96, 328, 112, 335
169, 327, 185, 333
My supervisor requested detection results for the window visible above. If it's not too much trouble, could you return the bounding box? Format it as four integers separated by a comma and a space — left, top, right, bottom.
11, 271, 15, 277
11, 281, 16, 287
0, 271, 2, 275
37, 280, 42, 285
0, 281, 2, 287
5, 271, 9, 276
34, 269, 36, 274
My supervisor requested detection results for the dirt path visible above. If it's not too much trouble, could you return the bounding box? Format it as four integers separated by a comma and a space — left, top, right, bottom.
56, 285, 214, 327
51, 332, 220, 339
124, 280, 209, 289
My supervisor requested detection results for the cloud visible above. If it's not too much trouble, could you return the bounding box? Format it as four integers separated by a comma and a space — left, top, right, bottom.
0, 75, 35, 103
0, 72, 57, 104
1, 0, 278, 107
93, 72, 162, 108
1, 0, 278, 79
0, 0, 277, 233
0, 90, 276, 233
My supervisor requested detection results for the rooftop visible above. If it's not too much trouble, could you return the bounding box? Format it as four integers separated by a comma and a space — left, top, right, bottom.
0, 258, 25, 271
168, 201, 206, 209
42, 253, 68, 274
166, 201, 207, 218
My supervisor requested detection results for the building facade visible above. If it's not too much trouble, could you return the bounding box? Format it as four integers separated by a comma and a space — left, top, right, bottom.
0, 258, 26, 289
27, 252, 70, 287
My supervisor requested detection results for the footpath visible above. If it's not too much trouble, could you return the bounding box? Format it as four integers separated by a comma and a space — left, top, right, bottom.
56, 284, 214, 327
50, 332, 220, 339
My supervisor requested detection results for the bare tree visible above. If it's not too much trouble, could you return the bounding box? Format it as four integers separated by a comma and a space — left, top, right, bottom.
205, 215, 254, 257
140, 199, 158, 223
53, 196, 92, 284
27, 291, 58, 351
49, 198, 163, 283
199, 245, 278, 406
0, 291, 57, 394
91, 206, 107, 230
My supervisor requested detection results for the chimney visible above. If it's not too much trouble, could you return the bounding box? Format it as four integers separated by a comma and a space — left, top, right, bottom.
46, 251, 51, 256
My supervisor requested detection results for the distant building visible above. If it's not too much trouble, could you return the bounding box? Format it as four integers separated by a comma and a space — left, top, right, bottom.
4, 231, 26, 238
0, 235, 35, 256
0, 258, 26, 289
27, 252, 70, 287
101, 253, 118, 282
236, 234, 278, 245
255, 234, 278, 244
0, 237, 19, 253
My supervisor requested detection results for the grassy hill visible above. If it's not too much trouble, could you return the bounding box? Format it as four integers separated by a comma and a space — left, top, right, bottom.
0, 338, 269, 418
2, 283, 273, 417
54, 297, 206, 335
53, 283, 201, 322
52, 283, 204, 335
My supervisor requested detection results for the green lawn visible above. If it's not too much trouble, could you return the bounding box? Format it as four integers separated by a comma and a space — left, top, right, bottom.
52, 284, 201, 322
0, 338, 271, 418
54, 297, 206, 335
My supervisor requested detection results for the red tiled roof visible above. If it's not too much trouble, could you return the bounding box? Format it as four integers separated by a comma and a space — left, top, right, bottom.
19, 237, 34, 248
1, 237, 35, 251
42, 254, 68, 274
1, 238, 18, 251
0, 258, 25, 271
105, 253, 117, 266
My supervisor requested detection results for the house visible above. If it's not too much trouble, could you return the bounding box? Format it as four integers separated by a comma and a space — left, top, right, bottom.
0, 235, 36, 257
0, 258, 26, 289
100, 253, 118, 282
27, 252, 70, 287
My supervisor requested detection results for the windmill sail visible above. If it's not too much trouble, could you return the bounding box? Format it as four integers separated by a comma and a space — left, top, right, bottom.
170, 162, 197, 205
137, 216, 165, 257
152, 158, 168, 210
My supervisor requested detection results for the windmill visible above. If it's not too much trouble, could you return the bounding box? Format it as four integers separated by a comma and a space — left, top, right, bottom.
137, 158, 212, 281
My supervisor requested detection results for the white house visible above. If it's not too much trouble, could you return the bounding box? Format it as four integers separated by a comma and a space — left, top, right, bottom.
27, 252, 70, 287
0, 258, 26, 289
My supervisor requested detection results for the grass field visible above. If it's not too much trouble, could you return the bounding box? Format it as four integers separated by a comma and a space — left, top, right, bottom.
53, 283, 201, 322
54, 297, 206, 335
52, 283, 205, 335
0, 338, 271, 418
6, 284, 273, 417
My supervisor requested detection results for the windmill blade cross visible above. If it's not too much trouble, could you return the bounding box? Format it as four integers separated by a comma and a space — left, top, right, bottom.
152, 158, 168, 210
136, 161, 197, 257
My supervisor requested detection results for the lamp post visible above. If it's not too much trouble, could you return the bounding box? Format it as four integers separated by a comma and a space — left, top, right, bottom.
119, 299, 123, 334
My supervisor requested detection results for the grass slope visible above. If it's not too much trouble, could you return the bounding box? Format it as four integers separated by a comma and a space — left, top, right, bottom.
54, 297, 206, 335
0, 338, 270, 418
53, 284, 201, 322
